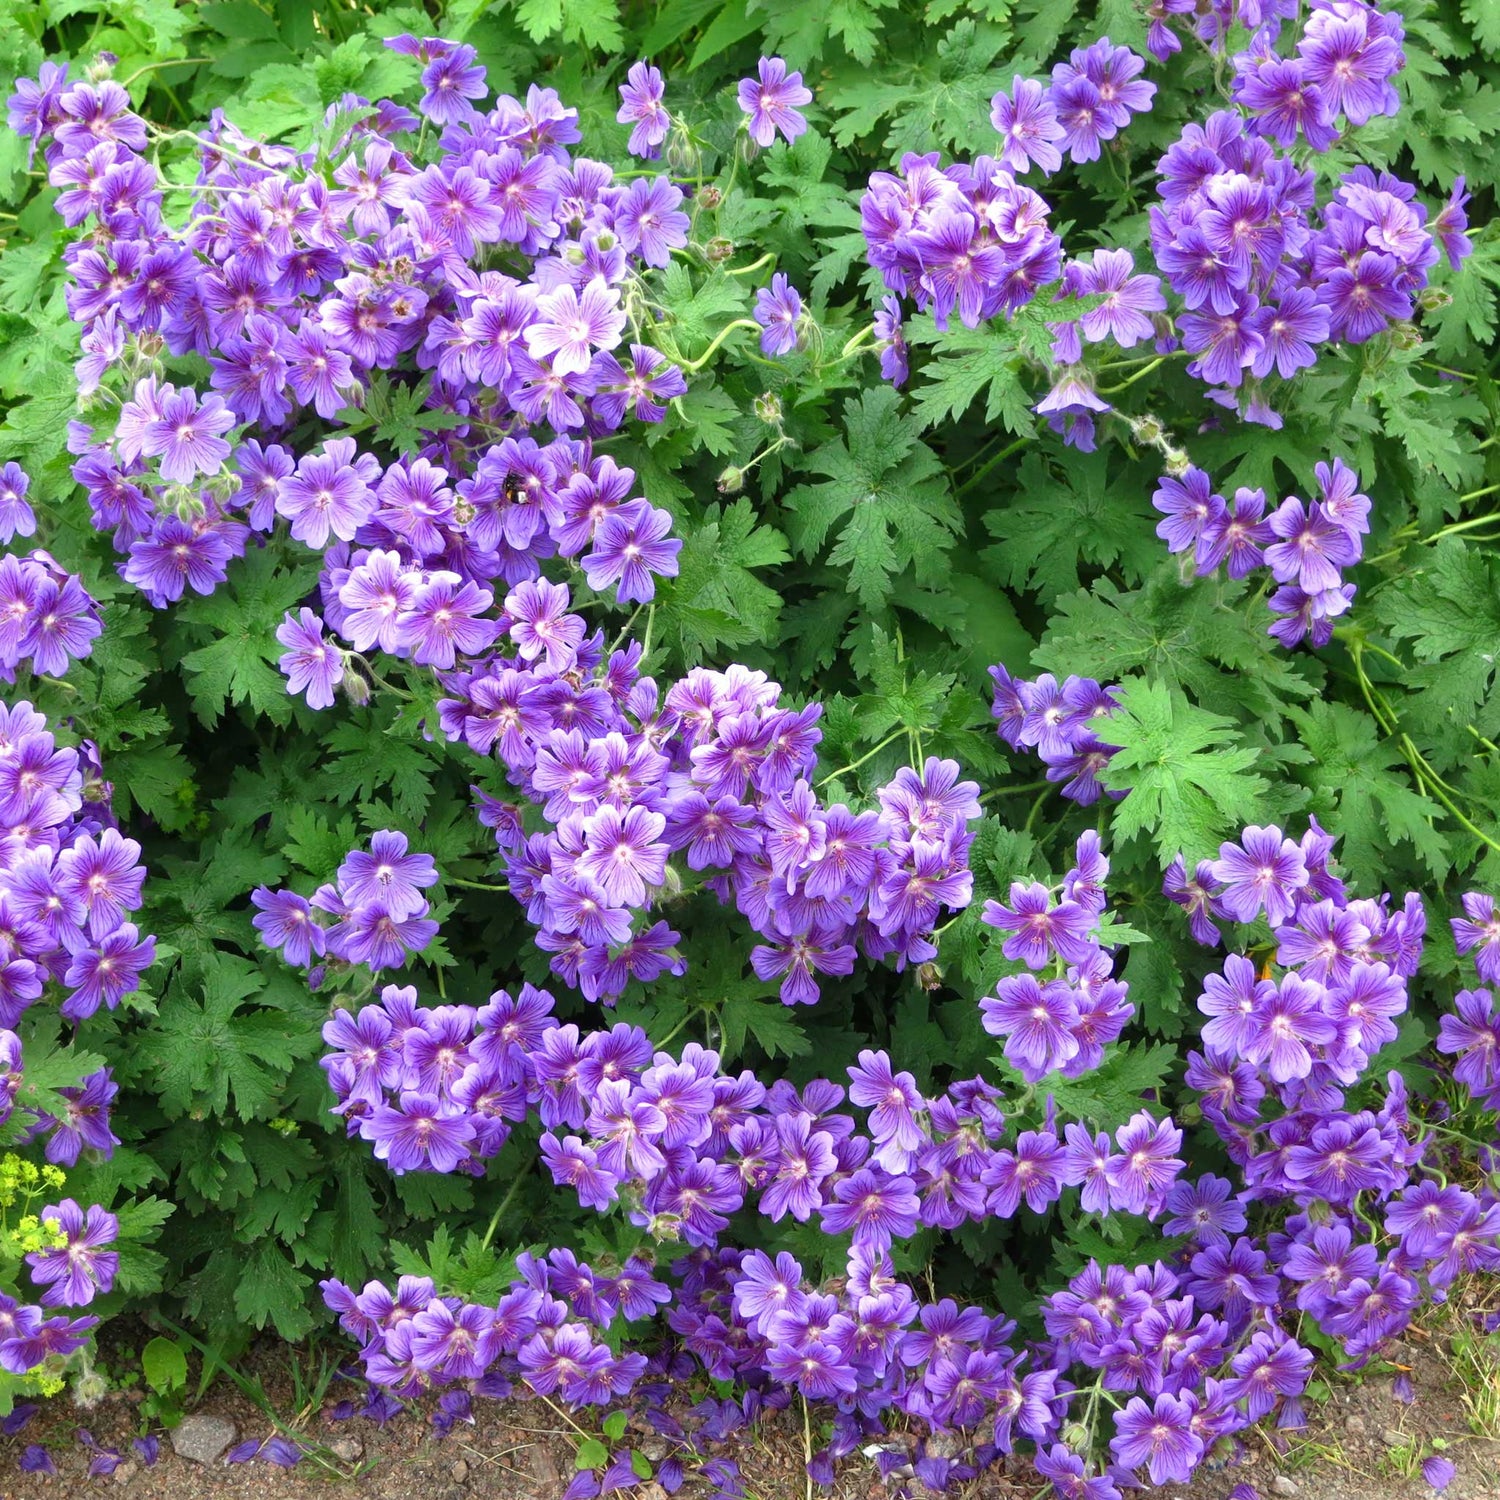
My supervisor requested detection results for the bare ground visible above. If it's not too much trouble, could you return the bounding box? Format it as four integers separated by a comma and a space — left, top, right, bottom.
2, 1324, 1499, 1500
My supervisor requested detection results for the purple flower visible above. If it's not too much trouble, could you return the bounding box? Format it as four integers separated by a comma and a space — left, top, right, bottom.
981, 973, 1080, 1081
1454, 893, 1500, 985
982, 882, 1095, 969
617, 61, 670, 159
754, 274, 804, 357
397, 573, 499, 669
820, 1167, 919, 1249
1110, 1392, 1203, 1485
62, 923, 154, 1019
1246, 972, 1338, 1083
1075, 249, 1165, 348
575, 805, 668, 907
1153, 467, 1222, 555
990, 78, 1064, 175
252, 888, 326, 967
1423, 1457, 1457, 1493
581, 499, 681, 603
276, 608, 344, 710
613, 176, 688, 268
338, 832, 438, 921
737, 57, 812, 148
1265, 497, 1360, 593
1195, 486, 1273, 578
1105, 1111, 1183, 1216
26, 1200, 118, 1306
0, 463, 36, 544
526, 278, 626, 376
362, 1092, 475, 1174
415, 43, 487, 124
140, 386, 235, 484
1211, 825, 1309, 927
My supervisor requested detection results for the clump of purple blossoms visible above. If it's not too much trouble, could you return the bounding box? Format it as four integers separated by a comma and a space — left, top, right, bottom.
1153, 457, 1368, 650
988, 666, 1122, 806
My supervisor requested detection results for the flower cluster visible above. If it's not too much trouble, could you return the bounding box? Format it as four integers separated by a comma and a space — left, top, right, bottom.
17, 41, 695, 656
252, 829, 438, 973
859, 150, 1064, 337
1438, 892, 1500, 1108
1147, 0, 1457, 423
0, 701, 153, 1043
315, 824, 1500, 1496
1154, 455, 1369, 648
988, 667, 1122, 806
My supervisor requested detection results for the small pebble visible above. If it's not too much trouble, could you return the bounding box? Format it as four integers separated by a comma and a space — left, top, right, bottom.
641, 1438, 668, 1462
330, 1435, 364, 1462
1271, 1477, 1297, 1497
112, 1460, 139, 1486
450, 1457, 470, 1483
1346, 1415, 1366, 1437
1382, 1428, 1409, 1448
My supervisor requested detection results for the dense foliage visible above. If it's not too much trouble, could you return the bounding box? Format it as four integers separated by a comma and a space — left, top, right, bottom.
0, 0, 1498, 1490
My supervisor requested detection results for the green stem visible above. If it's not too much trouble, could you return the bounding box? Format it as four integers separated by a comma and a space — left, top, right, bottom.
121, 57, 212, 86
478, 1174, 525, 1255
815, 730, 905, 788
445, 876, 511, 892
1425, 508, 1500, 542
724, 252, 775, 277
1098, 357, 1163, 394
959, 438, 1028, 495
679, 319, 760, 372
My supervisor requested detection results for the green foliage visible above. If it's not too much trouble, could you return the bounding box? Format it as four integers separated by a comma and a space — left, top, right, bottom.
1100, 679, 1271, 864
0, 0, 1494, 1375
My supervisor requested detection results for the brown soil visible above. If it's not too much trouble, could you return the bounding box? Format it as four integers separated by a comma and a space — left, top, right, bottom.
1, 1331, 1497, 1500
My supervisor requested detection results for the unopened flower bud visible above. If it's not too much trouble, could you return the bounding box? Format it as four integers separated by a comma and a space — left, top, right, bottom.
72, 1368, 109, 1410
1418, 287, 1452, 312
753, 392, 782, 426
1131, 413, 1165, 446
343, 668, 372, 707
696, 184, 722, 211
453, 497, 476, 525
705, 237, 734, 263
1162, 445, 1192, 477
86, 52, 117, 81
717, 465, 744, 494
1391, 320, 1422, 350
916, 961, 943, 991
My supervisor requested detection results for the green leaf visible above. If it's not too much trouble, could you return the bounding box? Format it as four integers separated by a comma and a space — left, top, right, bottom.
1038, 1044, 1178, 1129
141, 1337, 188, 1395
656, 498, 790, 663
1100, 678, 1271, 863
575, 1437, 609, 1470
602, 1411, 628, 1440
140, 957, 321, 1121
1376, 538, 1500, 771
233, 1241, 315, 1341
784, 387, 961, 610
1288, 700, 1451, 880
175, 546, 317, 726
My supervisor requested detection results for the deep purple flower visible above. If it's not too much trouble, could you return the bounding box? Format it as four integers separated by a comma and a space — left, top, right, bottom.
0, 464, 36, 544
1454, 893, 1500, 985
617, 61, 670, 159
990, 78, 1064, 175
738, 57, 812, 148
981, 973, 1080, 1081
754, 274, 804, 357
1212, 825, 1309, 926
26, 1200, 118, 1306
581, 499, 681, 603
276, 608, 344, 710
1110, 1392, 1203, 1485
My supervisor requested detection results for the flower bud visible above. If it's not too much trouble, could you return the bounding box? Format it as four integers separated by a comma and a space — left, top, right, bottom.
696, 184, 722, 211
753, 392, 782, 426
72, 1368, 109, 1410
917, 961, 943, 991
705, 236, 734, 263
1162, 445, 1192, 478
1131, 413, 1165, 446
1418, 287, 1452, 312
86, 52, 117, 81
342, 668, 372, 707
717, 465, 744, 494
